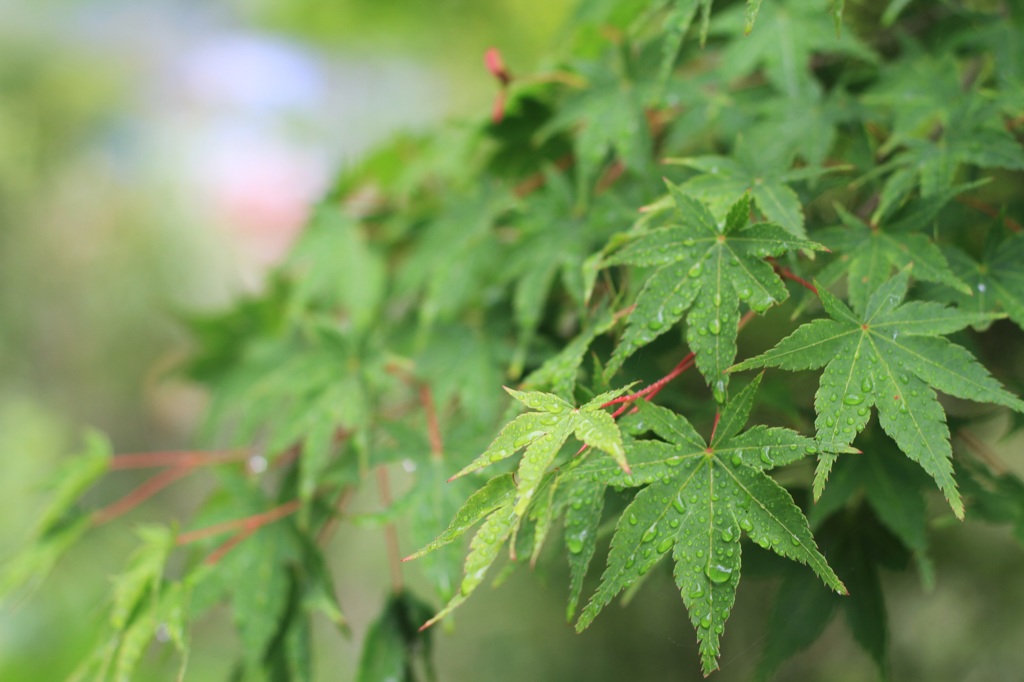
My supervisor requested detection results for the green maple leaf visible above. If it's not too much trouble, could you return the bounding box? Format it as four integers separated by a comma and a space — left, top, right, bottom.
572, 375, 845, 675
539, 56, 656, 201
669, 133, 835, 237
713, 0, 876, 99
604, 185, 826, 398
927, 227, 1024, 333
730, 270, 1024, 517
814, 200, 971, 313
873, 101, 1024, 219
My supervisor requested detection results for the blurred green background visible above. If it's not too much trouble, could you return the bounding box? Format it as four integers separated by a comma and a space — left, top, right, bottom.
1, 1, 1023, 680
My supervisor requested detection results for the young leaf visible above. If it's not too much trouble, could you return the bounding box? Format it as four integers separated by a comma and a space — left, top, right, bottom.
404, 473, 516, 561
731, 270, 1024, 517
575, 379, 845, 675
604, 186, 826, 395
419, 502, 518, 630
451, 387, 629, 516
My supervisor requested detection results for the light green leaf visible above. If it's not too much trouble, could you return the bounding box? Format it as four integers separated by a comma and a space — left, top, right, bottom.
405, 474, 516, 560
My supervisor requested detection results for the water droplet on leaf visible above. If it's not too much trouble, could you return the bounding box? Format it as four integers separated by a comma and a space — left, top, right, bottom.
705, 561, 733, 584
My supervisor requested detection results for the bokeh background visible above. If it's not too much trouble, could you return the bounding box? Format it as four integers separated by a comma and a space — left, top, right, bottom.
1, 1, 1023, 680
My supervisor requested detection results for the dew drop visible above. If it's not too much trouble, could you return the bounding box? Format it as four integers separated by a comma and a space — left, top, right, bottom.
739, 518, 754, 532
700, 615, 712, 629
705, 561, 733, 584
688, 261, 704, 278
713, 380, 727, 404
737, 286, 752, 301
567, 537, 584, 554
642, 528, 658, 543
657, 537, 674, 553
708, 318, 722, 335
843, 393, 864, 405
721, 528, 734, 543
804, 444, 818, 454
731, 454, 743, 466
760, 446, 772, 464
628, 513, 639, 525
860, 377, 873, 392
673, 496, 686, 513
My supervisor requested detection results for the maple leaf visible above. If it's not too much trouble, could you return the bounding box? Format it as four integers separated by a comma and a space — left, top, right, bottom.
730, 270, 1024, 517
450, 387, 631, 515
669, 132, 835, 237
604, 185, 826, 399
814, 199, 971, 313
926, 226, 1024, 333
539, 56, 656, 201
712, 0, 876, 99
407, 388, 632, 628
872, 100, 1024, 219
571, 375, 846, 675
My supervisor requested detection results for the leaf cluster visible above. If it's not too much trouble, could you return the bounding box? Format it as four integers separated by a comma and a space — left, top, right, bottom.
5, 0, 1024, 679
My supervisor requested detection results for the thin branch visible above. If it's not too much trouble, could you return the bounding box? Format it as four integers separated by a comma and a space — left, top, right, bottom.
377, 466, 404, 592
957, 428, 1009, 476
956, 196, 1022, 233
316, 486, 355, 546
772, 263, 819, 295
203, 526, 258, 566
176, 500, 301, 546
92, 467, 194, 525
110, 449, 250, 470
419, 384, 444, 460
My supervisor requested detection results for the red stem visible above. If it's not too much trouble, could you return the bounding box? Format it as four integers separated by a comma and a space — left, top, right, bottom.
176, 500, 301, 545
420, 385, 444, 460
377, 466, 404, 592
773, 264, 818, 295
956, 196, 1022, 233
110, 449, 249, 470
92, 467, 194, 525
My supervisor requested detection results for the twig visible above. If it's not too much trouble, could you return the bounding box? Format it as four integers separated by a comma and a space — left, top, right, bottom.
110, 449, 249, 470
957, 428, 1009, 476
956, 196, 1022, 233
316, 487, 355, 546
92, 467, 194, 525
772, 263, 819, 295
377, 466, 404, 592
176, 500, 301, 545
420, 385, 444, 460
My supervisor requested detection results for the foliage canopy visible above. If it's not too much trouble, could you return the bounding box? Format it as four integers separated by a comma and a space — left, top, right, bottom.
6, 0, 1024, 679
